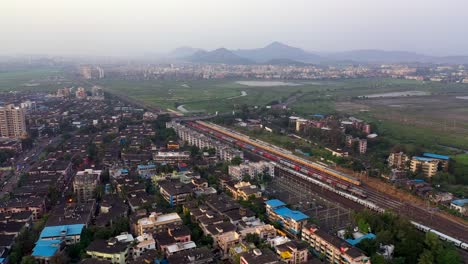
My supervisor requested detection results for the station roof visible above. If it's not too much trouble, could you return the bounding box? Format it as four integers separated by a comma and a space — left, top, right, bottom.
273, 207, 309, 222
265, 199, 286, 208
39, 224, 84, 239
423, 153, 450, 160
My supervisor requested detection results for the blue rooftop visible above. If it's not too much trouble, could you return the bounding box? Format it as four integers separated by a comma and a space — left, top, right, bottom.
423, 153, 450, 160
265, 199, 286, 209
451, 199, 468, 206
39, 224, 84, 239
137, 164, 157, 169
273, 207, 309, 222
121, 169, 129, 174
414, 156, 434, 162
32, 239, 61, 257
346, 233, 376, 246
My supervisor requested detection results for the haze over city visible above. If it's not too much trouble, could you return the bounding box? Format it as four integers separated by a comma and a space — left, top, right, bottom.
0, 1, 467, 264
2, 0, 468, 56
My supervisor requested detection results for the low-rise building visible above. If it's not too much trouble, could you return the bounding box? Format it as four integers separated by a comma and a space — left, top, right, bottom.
86, 238, 131, 264
133, 212, 182, 236
240, 248, 280, 264
450, 199, 468, 215
265, 199, 308, 237
274, 240, 309, 264
301, 225, 370, 264
159, 180, 193, 207
153, 151, 190, 164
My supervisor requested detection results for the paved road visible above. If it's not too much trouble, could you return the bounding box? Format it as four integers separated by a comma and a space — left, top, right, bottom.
0, 136, 62, 198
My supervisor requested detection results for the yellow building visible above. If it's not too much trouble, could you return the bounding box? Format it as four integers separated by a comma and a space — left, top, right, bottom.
410, 157, 439, 178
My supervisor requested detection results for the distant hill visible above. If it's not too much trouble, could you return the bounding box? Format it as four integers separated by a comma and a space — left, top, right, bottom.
167, 42, 468, 65
188, 48, 254, 64
232, 42, 322, 63
169, 46, 205, 58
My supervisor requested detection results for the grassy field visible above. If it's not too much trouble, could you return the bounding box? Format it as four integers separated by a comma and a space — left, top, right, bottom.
97, 79, 306, 113
0, 68, 67, 92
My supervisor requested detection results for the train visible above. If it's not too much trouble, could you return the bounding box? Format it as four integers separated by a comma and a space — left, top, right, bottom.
279, 165, 468, 251
193, 121, 361, 186
189, 121, 364, 197
187, 121, 468, 251
411, 221, 468, 250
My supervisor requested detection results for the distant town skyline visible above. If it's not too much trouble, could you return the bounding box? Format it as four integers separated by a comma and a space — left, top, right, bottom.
1, 0, 468, 56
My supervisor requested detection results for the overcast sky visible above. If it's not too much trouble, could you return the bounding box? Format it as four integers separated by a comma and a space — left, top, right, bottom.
1, 0, 467, 56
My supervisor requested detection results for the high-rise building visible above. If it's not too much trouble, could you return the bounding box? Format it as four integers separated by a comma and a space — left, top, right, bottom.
0, 104, 27, 139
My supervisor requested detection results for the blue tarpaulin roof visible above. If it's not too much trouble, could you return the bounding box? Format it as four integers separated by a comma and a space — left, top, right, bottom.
423, 153, 450, 160
273, 207, 309, 222
414, 156, 434, 162
32, 239, 61, 257
265, 199, 286, 208
346, 233, 376, 246
451, 199, 468, 206
39, 224, 84, 239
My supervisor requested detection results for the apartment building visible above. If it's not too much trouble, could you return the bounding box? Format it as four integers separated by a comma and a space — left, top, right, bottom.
228, 161, 274, 180
301, 225, 370, 264
387, 152, 409, 170
410, 157, 439, 178
73, 169, 101, 203
265, 199, 308, 237
0, 104, 27, 139
133, 212, 182, 236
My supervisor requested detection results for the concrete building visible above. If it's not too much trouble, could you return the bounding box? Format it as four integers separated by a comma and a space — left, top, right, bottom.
301, 225, 370, 264
387, 152, 409, 170
75, 87, 87, 99
228, 161, 274, 181
86, 238, 131, 264
134, 212, 182, 236
73, 169, 101, 203
265, 200, 308, 237
410, 157, 439, 178
274, 240, 309, 264
450, 199, 468, 215
240, 248, 280, 264
0, 104, 27, 139
153, 151, 190, 164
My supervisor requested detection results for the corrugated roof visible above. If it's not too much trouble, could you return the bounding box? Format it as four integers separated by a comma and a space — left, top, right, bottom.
423, 153, 450, 160
39, 224, 84, 238
32, 239, 61, 257
413, 156, 434, 162
265, 199, 286, 208
273, 207, 309, 222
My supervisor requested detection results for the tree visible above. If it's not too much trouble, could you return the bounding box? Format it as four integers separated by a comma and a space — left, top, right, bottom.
417, 250, 434, 264
231, 156, 242, 165
20, 256, 37, 264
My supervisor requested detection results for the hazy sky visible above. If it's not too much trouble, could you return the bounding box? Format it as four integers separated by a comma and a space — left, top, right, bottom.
2, 0, 467, 56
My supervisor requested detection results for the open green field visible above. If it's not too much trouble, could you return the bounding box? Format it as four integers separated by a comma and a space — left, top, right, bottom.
96, 79, 306, 113
0, 68, 67, 92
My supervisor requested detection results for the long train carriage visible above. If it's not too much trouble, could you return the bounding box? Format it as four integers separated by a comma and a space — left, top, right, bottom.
411, 221, 468, 250
195, 121, 361, 186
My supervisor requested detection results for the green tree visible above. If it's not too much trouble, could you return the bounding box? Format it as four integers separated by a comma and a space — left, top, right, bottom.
417, 250, 434, 264
20, 256, 37, 264
231, 156, 242, 165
